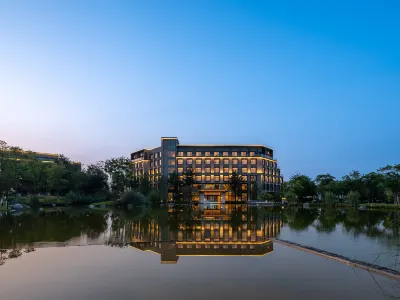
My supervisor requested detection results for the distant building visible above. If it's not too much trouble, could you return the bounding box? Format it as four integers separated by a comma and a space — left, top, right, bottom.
131, 137, 283, 202
1, 148, 81, 170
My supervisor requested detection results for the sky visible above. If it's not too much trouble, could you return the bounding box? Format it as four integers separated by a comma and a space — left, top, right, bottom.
0, 0, 399, 179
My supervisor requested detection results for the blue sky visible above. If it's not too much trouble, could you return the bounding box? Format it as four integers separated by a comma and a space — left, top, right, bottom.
0, 0, 399, 179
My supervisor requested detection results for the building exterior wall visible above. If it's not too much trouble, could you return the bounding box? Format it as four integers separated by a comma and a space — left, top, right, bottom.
130, 137, 283, 200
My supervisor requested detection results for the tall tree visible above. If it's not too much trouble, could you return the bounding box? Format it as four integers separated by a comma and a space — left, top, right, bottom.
168, 171, 182, 202
104, 157, 133, 195
378, 165, 400, 204
181, 169, 196, 203
228, 171, 245, 201
284, 174, 316, 202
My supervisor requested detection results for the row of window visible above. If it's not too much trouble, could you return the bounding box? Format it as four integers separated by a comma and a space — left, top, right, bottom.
178, 166, 279, 176
177, 158, 270, 166
177, 151, 258, 157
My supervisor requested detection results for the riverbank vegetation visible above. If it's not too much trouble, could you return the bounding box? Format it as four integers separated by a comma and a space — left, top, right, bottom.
283, 165, 400, 206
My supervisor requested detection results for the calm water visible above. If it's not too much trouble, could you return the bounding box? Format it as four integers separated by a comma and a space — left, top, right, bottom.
0, 205, 399, 300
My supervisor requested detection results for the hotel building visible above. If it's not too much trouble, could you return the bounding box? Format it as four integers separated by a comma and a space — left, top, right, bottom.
131, 137, 283, 202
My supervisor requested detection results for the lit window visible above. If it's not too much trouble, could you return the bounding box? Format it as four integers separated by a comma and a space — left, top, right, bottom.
205, 167, 211, 173
232, 159, 238, 165
213, 151, 219, 156
196, 159, 201, 165
155, 169, 158, 174
266, 161, 269, 167
150, 154, 154, 159
242, 159, 248, 165
155, 153, 158, 158
214, 176, 220, 182
262, 175, 265, 182
196, 152, 202, 157
242, 167, 248, 173
250, 159, 256, 165
232, 167, 238, 173
205, 176, 211, 182
214, 167, 220, 173
159, 160, 162, 165
241, 151, 247, 156
187, 159, 193, 164
224, 176, 229, 182
168, 167, 175, 174
214, 159, 220, 165
195, 167, 202, 173
196, 175, 202, 182
178, 167, 183, 173
263, 167, 265, 173
169, 151, 176, 157
223, 152, 229, 156
250, 151, 255, 156
178, 152, 184, 156
150, 162, 153, 167
262, 160, 265, 166
187, 152, 192, 156
223, 159, 229, 165
177, 159, 183, 165
150, 169, 154, 175
205, 152, 211, 157
232, 152, 238, 156
205, 159, 211, 165
168, 159, 175, 165
223, 167, 229, 173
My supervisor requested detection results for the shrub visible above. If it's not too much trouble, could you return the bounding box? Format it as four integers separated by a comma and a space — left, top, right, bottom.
65, 191, 105, 205
347, 191, 361, 206
30, 195, 40, 208
324, 191, 337, 206
285, 191, 298, 204
148, 189, 161, 205
120, 191, 148, 206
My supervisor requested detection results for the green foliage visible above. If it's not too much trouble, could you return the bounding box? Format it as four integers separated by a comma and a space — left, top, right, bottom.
347, 191, 361, 206
228, 171, 245, 201
139, 173, 151, 196
324, 191, 337, 206
250, 180, 259, 200
104, 157, 133, 195
284, 174, 316, 202
30, 195, 40, 208
65, 191, 106, 205
168, 171, 182, 202
120, 190, 148, 206
148, 189, 161, 205
285, 190, 298, 204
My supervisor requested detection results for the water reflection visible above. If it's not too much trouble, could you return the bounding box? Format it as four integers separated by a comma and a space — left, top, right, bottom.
0, 205, 399, 269
130, 204, 280, 263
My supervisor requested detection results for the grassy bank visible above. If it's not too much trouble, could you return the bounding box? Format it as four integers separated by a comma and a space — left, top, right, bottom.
16, 196, 67, 205
91, 200, 116, 207
364, 203, 400, 210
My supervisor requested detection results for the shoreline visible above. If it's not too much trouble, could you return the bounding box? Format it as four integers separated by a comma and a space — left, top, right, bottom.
273, 238, 400, 280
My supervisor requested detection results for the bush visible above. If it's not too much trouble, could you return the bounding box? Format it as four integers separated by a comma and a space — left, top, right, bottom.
347, 191, 361, 206
120, 191, 148, 206
30, 195, 40, 208
148, 190, 161, 205
324, 191, 337, 206
285, 191, 298, 204
65, 191, 106, 205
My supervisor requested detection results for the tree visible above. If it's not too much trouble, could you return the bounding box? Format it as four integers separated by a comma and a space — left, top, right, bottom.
157, 176, 168, 202
378, 165, 400, 204
181, 169, 196, 203
315, 174, 337, 197
139, 173, 151, 196
168, 171, 182, 202
228, 171, 245, 201
104, 157, 133, 195
284, 174, 316, 202
250, 179, 259, 200
324, 191, 337, 206
347, 191, 361, 206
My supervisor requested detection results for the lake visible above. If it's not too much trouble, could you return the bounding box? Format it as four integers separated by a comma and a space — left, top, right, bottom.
0, 204, 399, 299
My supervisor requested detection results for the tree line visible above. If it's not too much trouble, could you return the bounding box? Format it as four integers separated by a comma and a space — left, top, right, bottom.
283, 165, 400, 205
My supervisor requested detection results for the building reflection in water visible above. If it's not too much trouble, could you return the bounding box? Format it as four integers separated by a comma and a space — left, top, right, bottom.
130, 204, 283, 264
